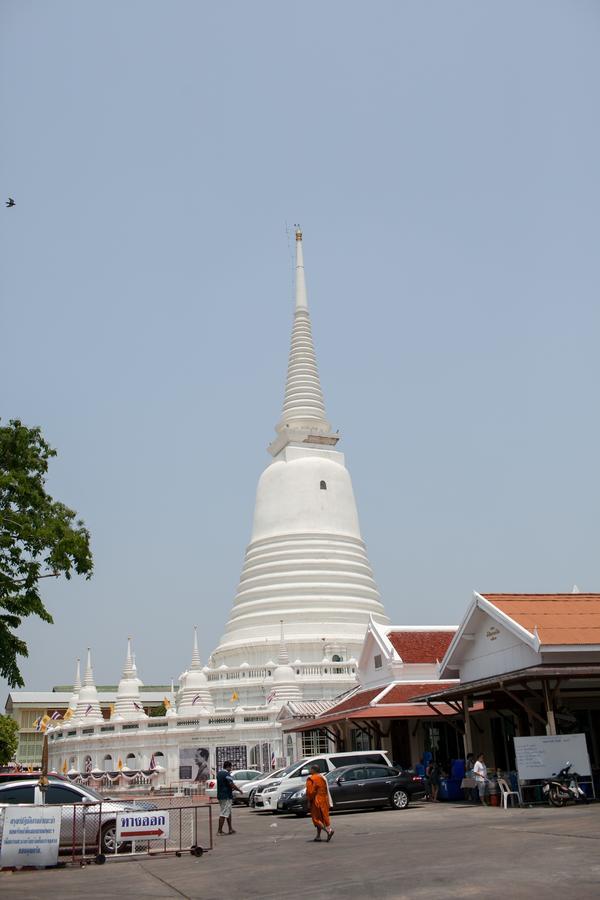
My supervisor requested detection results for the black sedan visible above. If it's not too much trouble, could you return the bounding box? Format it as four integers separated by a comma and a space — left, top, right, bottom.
277, 764, 426, 815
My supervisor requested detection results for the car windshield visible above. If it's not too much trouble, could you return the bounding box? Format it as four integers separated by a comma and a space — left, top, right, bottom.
79, 785, 104, 800
280, 760, 308, 777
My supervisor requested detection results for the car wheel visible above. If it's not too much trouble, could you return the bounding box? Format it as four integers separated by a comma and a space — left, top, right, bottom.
100, 822, 128, 855
391, 789, 409, 810
249, 791, 256, 808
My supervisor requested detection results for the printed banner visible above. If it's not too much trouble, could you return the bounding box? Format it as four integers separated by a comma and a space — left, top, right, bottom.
0, 806, 61, 868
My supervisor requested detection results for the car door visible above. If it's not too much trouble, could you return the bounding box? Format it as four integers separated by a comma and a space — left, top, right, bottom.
44, 784, 88, 846
364, 766, 397, 804
333, 767, 369, 807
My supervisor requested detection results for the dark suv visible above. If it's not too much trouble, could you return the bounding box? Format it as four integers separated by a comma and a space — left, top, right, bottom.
277, 764, 426, 815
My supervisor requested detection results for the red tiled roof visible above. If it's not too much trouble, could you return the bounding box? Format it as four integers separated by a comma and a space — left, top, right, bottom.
387, 630, 455, 663
380, 682, 456, 704
325, 687, 382, 716
483, 594, 600, 646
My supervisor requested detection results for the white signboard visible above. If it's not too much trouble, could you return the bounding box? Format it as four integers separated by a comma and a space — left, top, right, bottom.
0, 806, 61, 868
116, 810, 170, 841
514, 733, 591, 781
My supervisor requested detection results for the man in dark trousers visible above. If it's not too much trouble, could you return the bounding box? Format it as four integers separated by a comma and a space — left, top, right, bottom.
216, 760, 242, 835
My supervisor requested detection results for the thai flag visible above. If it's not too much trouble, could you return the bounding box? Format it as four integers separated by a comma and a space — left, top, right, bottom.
85, 704, 92, 716
133, 701, 142, 710
192, 694, 200, 705
266, 691, 276, 704
51, 711, 62, 720
271, 750, 276, 769
150, 754, 156, 769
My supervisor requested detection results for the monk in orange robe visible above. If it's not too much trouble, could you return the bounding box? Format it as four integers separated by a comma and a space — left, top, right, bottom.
306, 765, 334, 842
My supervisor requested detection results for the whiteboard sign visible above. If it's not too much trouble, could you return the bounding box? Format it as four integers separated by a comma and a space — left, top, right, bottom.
514, 734, 591, 781
0, 806, 61, 868
116, 810, 169, 841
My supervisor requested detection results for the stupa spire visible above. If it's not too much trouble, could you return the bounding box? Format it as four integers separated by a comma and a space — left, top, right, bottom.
123, 637, 134, 678
73, 657, 81, 692
191, 626, 201, 670
277, 620, 290, 665
83, 648, 94, 686
276, 227, 331, 437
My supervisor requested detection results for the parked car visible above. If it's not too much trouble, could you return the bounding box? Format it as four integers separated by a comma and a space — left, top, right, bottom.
205, 769, 263, 801
246, 769, 289, 806
276, 764, 426, 815
0, 777, 157, 854
252, 750, 392, 812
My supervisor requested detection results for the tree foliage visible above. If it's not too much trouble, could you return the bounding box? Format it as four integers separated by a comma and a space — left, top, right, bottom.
0, 420, 93, 687
0, 714, 19, 765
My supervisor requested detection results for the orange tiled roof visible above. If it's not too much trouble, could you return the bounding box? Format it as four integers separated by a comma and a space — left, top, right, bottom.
380, 682, 456, 704
387, 630, 455, 663
483, 594, 600, 646
325, 687, 383, 716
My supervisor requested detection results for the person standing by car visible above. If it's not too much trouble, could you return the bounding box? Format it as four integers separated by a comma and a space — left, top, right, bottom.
473, 753, 489, 806
306, 765, 334, 842
426, 759, 441, 802
217, 761, 242, 835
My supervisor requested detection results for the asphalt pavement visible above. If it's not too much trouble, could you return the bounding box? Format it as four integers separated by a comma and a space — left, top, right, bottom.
2, 801, 600, 899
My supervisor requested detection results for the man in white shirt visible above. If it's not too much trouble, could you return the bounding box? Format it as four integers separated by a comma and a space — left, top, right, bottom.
473, 753, 489, 805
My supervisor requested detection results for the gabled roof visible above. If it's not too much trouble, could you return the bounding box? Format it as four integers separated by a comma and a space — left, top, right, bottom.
387, 630, 456, 664
483, 594, 600, 646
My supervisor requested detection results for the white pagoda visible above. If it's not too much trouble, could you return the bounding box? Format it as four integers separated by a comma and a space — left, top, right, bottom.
47, 229, 390, 782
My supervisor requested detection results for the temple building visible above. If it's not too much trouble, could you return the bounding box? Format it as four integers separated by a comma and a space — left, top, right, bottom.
40, 228, 394, 782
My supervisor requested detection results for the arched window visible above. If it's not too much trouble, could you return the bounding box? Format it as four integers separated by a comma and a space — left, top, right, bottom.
103, 754, 113, 772
332, 654, 342, 662
126, 752, 137, 770
320, 480, 327, 490
153, 751, 165, 770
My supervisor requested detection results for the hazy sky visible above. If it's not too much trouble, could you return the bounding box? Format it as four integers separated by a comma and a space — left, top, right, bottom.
1, 1, 599, 695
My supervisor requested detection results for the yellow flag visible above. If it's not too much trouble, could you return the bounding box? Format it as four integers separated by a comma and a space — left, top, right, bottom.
163, 697, 171, 709
231, 691, 239, 702
63, 707, 73, 721
117, 758, 123, 770
62, 759, 68, 774
39, 714, 51, 732
109, 703, 115, 717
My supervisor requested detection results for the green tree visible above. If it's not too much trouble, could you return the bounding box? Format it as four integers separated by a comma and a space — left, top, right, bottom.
0, 714, 19, 765
0, 420, 93, 687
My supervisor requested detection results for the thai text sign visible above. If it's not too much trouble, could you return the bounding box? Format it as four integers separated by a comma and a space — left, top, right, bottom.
514, 733, 591, 781
0, 806, 61, 867
116, 811, 170, 841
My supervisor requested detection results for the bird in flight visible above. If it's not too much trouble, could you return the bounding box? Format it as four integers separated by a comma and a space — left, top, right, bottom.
6, 198, 15, 208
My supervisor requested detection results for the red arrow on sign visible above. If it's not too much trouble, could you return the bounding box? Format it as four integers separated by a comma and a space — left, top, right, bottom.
121, 828, 164, 838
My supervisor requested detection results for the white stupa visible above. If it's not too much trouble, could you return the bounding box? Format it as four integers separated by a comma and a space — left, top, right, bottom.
112, 638, 148, 722
212, 227, 389, 667
72, 649, 104, 725
177, 627, 215, 714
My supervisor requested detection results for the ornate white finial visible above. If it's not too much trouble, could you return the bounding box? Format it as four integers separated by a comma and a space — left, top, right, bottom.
191, 625, 201, 670
73, 657, 81, 692
83, 648, 94, 686
122, 637, 135, 678
277, 620, 290, 666
276, 228, 331, 437
572, 584, 580, 594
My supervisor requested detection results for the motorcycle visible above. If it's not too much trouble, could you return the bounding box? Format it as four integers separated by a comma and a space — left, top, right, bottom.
542, 762, 588, 807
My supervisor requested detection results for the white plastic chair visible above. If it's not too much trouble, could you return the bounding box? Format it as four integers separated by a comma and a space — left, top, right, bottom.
498, 778, 520, 809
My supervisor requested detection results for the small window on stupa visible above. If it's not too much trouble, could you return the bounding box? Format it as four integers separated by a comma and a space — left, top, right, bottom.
320, 480, 327, 490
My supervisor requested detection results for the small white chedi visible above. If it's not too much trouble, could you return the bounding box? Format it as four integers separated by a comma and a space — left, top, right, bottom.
48, 230, 390, 782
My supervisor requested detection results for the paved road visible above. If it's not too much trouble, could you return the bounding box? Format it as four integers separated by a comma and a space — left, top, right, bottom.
2, 802, 600, 899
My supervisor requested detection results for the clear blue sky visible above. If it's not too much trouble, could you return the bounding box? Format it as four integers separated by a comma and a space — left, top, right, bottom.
1, 1, 599, 693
